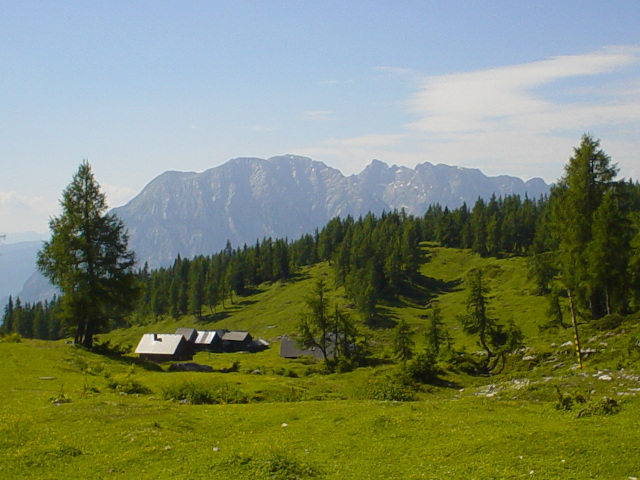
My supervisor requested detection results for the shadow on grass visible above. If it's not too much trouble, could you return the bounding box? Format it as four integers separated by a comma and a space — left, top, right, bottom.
198, 311, 231, 323
85, 344, 165, 372
366, 306, 398, 330
429, 377, 463, 390
400, 275, 463, 305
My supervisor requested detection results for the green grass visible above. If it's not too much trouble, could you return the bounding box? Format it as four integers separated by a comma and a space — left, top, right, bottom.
3, 246, 640, 479
2, 340, 640, 479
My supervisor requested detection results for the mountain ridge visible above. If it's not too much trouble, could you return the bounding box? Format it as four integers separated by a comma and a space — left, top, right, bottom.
112, 155, 549, 268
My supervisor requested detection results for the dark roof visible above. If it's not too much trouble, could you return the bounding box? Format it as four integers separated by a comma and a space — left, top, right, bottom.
279, 336, 325, 360
222, 331, 251, 342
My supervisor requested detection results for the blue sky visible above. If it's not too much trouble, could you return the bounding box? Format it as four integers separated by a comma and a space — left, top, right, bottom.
2, 1, 640, 236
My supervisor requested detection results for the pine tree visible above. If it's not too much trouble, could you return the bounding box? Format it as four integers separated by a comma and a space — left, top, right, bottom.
460, 269, 495, 368
393, 319, 414, 362
2, 295, 13, 334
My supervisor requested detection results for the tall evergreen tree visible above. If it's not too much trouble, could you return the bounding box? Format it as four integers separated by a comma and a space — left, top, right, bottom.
37, 161, 137, 347
549, 135, 620, 318
1, 295, 13, 334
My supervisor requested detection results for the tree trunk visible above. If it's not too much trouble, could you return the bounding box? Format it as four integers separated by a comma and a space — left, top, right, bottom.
74, 319, 85, 345
567, 289, 583, 369
83, 317, 94, 349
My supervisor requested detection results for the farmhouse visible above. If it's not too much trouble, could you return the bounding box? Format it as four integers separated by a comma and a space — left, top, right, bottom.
134, 333, 193, 362
135, 328, 268, 361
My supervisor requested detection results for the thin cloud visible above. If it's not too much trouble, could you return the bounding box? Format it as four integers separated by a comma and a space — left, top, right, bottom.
329, 133, 407, 148
0, 191, 57, 234
304, 110, 333, 121
102, 184, 137, 209
376, 66, 415, 77
407, 45, 640, 136
305, 46, 640, 183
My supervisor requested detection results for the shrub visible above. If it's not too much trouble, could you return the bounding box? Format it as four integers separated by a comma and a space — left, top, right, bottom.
50, 393, 72, 404
554, 385, 587, 411
402, 349, 438, 384
224, 450, 321, 479
107, 373, 151, 394
443, 348, 480, 373
364, 377, 417, 402
0, 332, 22, 343
274, 367, 299, 378
593, 314, 624, 331
576, 397, 621, 418
161, 381, 247, 405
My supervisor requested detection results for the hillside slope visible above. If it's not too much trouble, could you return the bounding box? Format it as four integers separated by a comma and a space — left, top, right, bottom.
3, 246, 640, 479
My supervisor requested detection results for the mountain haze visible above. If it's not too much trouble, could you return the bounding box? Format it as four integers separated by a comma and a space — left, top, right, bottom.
113, 155, 549, 268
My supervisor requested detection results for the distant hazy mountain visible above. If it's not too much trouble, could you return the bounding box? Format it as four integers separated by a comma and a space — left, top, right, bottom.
0, 240, 43, 306
113, 155, 549, 268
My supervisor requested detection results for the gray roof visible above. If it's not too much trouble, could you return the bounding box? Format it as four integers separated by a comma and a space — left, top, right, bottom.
175, 328, 197, 342
135, 334, 186, 355
279, 336, 325, 359
222, 331, 251, 342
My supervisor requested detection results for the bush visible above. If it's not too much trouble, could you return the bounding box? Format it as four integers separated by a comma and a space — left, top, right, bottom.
554, 386, 587, 411
443, 348, 480, 373
92, 339, 132, 356
50, 393, 72, 404
593, 314, 624, 331
402, 349, 438, 384
273, 367, 299, 378
0, 332, 22, 343
576, 397, 621, 418
107, 373, 151, 394
161, 381, 248, 405
364, 377, 417, 402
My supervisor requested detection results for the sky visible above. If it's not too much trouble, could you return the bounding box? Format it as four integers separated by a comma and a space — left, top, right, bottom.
1, 0, 640, 237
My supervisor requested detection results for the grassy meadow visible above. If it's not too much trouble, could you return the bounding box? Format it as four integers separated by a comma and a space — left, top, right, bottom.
3, 246, 640, 479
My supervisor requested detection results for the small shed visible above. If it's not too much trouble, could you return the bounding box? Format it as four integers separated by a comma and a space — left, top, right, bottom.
279, 336, 326, 360
175, 328, 198, 343
222, 331, 253, 352
135, 333, 193, 362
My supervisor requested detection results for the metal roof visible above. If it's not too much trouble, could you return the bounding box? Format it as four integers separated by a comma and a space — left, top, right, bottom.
135, 333, 186, 355
175, 328, 197, 342
279, 336, 325, 359
222, 331, 251, 342
195, 330, 220, 345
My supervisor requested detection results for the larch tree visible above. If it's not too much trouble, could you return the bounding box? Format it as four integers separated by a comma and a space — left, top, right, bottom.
549, 134, 619, 319
461, 268, 495, 368
296, 277, 331, 362
37, 161, 137, 348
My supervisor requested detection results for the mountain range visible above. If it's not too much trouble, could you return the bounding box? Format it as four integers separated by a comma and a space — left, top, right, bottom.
113, 155, 549, 268
7, 155, 549, 302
